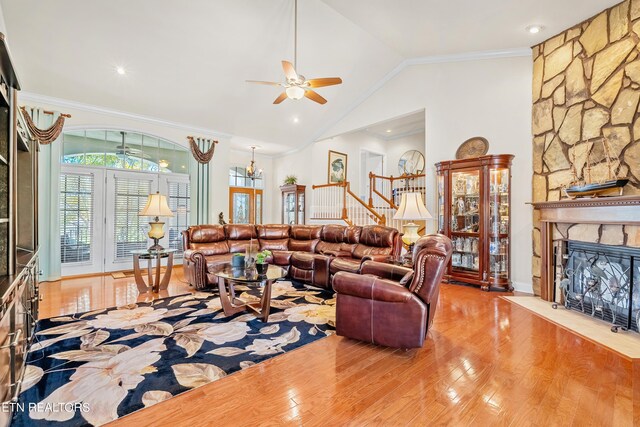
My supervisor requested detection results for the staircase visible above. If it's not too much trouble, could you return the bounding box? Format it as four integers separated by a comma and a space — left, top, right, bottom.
310, 172, 426, 229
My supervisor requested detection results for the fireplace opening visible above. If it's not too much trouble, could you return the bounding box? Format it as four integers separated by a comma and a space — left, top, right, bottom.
559, 241, 639, 333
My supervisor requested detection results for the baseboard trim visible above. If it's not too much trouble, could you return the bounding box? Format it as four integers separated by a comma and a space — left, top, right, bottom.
511, 280, 534, 295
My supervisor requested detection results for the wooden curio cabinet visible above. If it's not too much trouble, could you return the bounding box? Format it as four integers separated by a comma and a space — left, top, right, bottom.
435, 154, 514, 291
280, 184, 305, 225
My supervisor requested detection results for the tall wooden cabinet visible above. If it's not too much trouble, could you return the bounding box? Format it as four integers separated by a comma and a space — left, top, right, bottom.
435, 154, 514, 291
0, 33, 39, 409
280, 184, 305, 225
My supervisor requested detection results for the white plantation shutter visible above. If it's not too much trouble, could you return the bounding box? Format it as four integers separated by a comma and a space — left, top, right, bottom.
59, 172, 94, 264
114, 177, 153, 260
167, 179, 190, 255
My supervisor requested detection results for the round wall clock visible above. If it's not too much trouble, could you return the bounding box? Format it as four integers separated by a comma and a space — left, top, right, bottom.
398, 150, 425, 175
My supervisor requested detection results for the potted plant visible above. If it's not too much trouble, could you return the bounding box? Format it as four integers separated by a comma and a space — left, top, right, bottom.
283, 175, 297, 185
255, 250, 272, 275
231, 253, 245, 268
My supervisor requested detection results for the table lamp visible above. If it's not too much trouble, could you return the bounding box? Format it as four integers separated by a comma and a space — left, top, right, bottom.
393, 192, 432, 256
139, 191, 174, 251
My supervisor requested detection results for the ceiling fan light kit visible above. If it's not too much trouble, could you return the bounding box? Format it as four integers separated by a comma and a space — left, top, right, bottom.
248, 0, 342, 105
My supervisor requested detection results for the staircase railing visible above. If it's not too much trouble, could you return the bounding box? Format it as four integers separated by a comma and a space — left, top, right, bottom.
311, 181, 385, 226
369, 172, 426, 230
369, 172, 426, 209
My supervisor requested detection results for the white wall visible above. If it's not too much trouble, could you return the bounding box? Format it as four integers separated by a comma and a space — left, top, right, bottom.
316, 55, 534, 293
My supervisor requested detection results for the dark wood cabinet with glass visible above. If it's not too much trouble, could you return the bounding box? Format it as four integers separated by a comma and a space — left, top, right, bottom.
280, 184, 305, 225
435, 154, 514, 291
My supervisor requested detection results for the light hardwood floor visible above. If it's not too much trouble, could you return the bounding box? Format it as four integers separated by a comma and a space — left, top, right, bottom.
38, 269, 639, 426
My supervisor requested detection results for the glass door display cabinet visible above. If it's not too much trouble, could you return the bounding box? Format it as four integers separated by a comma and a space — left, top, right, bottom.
280, 184, 306, 225
435, 154, 514, 291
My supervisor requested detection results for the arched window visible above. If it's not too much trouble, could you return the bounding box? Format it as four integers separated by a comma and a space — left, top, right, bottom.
61, 129, 190, 173
59, 129, 192, 275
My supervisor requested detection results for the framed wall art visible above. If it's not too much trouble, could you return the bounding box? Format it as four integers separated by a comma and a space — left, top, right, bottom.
328, 150, 347, 184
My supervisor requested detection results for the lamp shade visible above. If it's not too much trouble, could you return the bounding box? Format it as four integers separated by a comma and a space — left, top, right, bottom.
139, 192, 174, 217
393, 192, 432, 221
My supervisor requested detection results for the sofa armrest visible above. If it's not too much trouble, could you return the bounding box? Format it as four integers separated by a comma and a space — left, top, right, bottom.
361, 254, 392, 263
333, 272, 412, 303
360, 261, 411, 282
183, 249, 208, 290
322, 249, 352, 257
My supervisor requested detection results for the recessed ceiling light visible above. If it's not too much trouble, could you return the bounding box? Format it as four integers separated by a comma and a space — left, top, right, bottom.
116, 66, 126, 75
526, 25, 544, 34
386, 129, 392, 133
292, 116, 299, 123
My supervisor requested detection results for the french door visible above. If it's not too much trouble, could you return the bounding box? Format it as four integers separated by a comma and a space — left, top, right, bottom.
60, 166, 190, 276
229, 187, 263, 224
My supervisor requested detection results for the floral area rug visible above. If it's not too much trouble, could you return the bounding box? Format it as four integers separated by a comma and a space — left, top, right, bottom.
12, 280, 335, 427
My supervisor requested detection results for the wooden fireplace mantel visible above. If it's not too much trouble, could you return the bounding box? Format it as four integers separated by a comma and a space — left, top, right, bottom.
530, 196, 640, 301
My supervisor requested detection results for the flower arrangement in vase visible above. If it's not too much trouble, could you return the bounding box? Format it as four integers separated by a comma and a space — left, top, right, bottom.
255, 250, 272, 275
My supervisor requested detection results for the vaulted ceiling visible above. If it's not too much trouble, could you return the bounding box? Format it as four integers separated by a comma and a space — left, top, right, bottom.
0, 0, 618, 153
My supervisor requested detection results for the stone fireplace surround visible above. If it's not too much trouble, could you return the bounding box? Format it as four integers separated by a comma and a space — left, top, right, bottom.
532, 195, 640, 302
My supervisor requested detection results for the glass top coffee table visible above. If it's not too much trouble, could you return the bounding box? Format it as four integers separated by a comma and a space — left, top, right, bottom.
210, 263, 287, 321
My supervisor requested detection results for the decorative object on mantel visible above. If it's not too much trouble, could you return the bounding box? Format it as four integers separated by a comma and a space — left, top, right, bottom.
563, 137, 629, 199
187, 135, 218, 164
455, 136, 489, 159
246, 0, 342, 105
19, 106, 71, 145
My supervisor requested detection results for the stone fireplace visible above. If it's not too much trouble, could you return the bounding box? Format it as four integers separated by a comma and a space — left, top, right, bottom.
532, 197, 640, 332
530, 1, 640, 296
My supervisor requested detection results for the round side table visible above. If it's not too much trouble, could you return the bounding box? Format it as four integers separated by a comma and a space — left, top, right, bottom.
131, 248, 177, 293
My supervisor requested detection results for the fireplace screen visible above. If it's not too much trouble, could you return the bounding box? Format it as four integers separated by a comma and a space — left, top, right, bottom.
560, 241, 639, 333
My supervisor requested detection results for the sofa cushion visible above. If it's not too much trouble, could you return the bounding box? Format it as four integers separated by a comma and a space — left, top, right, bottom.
291, 252, 315, 270
204, 254, 233, 271
224, 224, 258, 240
228, 240, 258, 254
190, 241, 230, 256
189, 225, 226, 243
352, 225, 397, 259
289, 225, 322, 252
260, 239, 289, 251
330, 257, 362, 275
257, 224, 290, 240
271, 250, 293, 266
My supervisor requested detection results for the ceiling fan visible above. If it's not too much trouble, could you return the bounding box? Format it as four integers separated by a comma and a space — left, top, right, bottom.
116, 131, 149, 158
247, 0, 342, 105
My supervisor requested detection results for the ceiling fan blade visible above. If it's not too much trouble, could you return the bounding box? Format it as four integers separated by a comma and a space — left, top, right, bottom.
306, 77, 343, 88
304, 89, 327, 105
282, 61, 298, 80
246, 80, 283, 86
273, 92, 288, 104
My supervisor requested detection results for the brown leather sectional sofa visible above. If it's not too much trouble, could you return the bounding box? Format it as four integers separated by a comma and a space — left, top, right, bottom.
181, 223, 402, 290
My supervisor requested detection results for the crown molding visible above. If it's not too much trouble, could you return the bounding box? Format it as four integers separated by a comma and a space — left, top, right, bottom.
19, 92, 234, 139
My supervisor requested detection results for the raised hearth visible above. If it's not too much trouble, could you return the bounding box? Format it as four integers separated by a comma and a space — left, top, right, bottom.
531, 196, 640, 301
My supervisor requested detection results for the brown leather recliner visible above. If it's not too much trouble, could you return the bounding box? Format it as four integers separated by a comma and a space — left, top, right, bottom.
332, 234, 453, 349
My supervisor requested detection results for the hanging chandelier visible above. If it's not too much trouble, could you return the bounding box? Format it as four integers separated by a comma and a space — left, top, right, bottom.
246, 146, 263, 179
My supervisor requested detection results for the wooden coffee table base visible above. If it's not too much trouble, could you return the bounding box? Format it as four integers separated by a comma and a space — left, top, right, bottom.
217, 276, 274, 321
